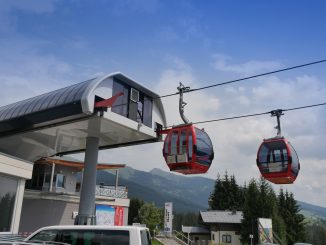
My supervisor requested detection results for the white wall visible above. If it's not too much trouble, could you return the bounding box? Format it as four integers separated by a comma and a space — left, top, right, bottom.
211, 231, 241, 245
0, 152, 33, 179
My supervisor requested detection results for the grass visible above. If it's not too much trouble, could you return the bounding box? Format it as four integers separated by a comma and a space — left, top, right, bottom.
152, 239, 164, 245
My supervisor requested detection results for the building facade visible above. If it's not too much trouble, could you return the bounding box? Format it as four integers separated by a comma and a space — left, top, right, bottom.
19, 158, 129, 234
200, 210, 243, 245
0, 152, 33, 234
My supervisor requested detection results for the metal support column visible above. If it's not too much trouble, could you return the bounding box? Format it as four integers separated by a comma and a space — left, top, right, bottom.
115, 169, 119, 189
49, 162, 55, 192
75, 136, 99, 225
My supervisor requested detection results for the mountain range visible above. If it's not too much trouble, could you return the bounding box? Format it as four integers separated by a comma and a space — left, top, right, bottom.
96, 167, 326, 219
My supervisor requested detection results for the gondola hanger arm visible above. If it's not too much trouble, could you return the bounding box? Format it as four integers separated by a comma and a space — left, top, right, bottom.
178, 82, 191, 124
270, 109, 284, 137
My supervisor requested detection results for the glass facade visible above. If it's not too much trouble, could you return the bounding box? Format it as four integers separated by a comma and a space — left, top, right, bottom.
0, 174, 18, 232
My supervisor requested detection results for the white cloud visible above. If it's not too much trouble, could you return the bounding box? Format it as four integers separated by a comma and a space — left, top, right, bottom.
212, 54, 281, 75
0, 37, 101, 105
0, 0, 57, 33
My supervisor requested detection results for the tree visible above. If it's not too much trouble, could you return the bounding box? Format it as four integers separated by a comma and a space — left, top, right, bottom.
139, 202, 163, 232
173, 212, 199, 231
306, 221, 326, 245
209, 172, 243, 210
240, 179, 260, 245
128, 197, 144, 225
280, 191, 306, 244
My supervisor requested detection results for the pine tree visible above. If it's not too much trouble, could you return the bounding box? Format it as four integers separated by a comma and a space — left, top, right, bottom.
241, 179, 260, 245
209, 172, 243, 210
128, 197, 144, 225
281, 192, 306, 244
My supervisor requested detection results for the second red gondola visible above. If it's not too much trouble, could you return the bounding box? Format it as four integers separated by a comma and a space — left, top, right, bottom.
162, 124, 214, 175
256, 137, 300, 184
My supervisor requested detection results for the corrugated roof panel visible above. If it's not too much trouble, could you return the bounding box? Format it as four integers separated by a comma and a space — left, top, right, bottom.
0, 79, 94, 123
200, 211, 243, 224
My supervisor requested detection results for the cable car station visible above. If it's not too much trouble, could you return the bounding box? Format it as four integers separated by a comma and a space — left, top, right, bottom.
0, 72, 167, 232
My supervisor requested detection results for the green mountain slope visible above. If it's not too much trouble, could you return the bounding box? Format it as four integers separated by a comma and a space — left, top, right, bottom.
96, 167, 326, 218
96, 167, 212, 212
298, 201, 326, 219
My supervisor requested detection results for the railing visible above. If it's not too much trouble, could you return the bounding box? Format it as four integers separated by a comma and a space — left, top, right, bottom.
155, 230, 190, 245
173, 231, 211, 245
173, 230, 192, 245
95, 185, 128, 198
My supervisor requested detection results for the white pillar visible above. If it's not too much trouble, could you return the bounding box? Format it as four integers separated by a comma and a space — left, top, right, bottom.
49, 163, 55, 192
75, 136, 99, 225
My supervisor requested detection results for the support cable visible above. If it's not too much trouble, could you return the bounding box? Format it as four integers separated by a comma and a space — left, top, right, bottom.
158, 59, 326, 99
165, 101, 326, 128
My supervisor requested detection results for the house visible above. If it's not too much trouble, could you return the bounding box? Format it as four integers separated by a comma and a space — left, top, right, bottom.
200, 210, 243, 245
182, 210, 243, 245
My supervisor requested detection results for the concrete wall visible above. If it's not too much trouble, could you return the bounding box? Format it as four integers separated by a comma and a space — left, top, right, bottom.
19, 198, 78, 233
19, 194, 130, 234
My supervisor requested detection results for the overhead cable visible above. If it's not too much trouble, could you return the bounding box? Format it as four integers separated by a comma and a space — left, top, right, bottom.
165, 101, 326, 128
159, 59, 326, 99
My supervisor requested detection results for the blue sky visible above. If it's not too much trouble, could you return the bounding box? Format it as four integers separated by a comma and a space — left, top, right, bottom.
1, 0, 326, 207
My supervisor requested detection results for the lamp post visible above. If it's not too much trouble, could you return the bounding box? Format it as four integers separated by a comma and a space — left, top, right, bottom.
249, 234, 253, 245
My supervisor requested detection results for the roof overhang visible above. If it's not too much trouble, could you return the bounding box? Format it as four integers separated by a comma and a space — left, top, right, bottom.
36, 157, 126, 170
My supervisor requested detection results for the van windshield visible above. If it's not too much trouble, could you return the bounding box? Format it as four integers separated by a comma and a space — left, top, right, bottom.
28, 229, 130, 245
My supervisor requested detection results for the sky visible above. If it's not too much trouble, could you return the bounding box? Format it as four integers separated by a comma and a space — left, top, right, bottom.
1, 0, 326, 207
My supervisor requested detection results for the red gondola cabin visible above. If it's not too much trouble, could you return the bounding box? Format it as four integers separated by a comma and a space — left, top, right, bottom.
162, 124, 214, 175
256, 137, 300, 184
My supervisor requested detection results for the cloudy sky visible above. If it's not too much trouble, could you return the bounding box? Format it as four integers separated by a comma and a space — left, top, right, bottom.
1, 0, 326, 207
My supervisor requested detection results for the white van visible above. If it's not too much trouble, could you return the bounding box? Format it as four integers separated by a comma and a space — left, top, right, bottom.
25, 225, 152, 245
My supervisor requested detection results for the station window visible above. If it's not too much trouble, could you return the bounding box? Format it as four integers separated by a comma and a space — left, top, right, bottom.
111, 79, 153, 127
54, 174, 65, 188
222, 234, 232, 243
111, 80, 129, 117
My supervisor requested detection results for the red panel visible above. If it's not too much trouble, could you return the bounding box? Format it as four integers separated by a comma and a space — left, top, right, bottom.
167, 161, 209, 175
114, 206, 124, 226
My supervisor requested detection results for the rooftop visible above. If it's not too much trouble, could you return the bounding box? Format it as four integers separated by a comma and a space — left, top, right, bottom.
200, 210, 243, 224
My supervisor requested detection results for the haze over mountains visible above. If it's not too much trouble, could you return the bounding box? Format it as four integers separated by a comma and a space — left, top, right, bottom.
97, 166, 326, 219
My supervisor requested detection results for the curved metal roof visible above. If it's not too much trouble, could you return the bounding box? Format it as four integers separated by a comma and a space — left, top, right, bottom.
0, 72, 166, 136
0, 72, 167, 161
0, 78, 94, 122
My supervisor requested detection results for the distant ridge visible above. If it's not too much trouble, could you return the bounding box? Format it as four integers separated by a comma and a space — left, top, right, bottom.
96, 166, 326, 217
298, 201, 326, 219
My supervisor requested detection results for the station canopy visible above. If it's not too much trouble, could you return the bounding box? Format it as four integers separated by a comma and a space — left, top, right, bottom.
0, 72, 166, 162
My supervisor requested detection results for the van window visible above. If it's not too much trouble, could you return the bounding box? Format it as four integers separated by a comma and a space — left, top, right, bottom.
29, 229, 130, 245
140, 230, 151, 245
